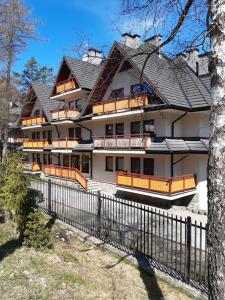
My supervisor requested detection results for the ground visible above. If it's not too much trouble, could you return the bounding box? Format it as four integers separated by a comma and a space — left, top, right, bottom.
0, 220, 200, 300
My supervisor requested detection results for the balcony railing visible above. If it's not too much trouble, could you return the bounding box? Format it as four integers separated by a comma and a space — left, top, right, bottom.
93, 134, 151, 149
117, 172, 196, 195
44, 164, 87, 190
32, 162, 41, 172
92, 92, 148, 115
52, 138, 79, 149
21, 115, 46, 127
56, 79, 77, 95
51, 108, 80, 121
23, 139, 49, 149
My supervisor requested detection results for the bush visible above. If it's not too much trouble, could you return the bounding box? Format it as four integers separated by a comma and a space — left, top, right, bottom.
23, 211, 50, 250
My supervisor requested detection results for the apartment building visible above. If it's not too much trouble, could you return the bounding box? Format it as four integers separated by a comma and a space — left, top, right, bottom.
20, 34, 210, 212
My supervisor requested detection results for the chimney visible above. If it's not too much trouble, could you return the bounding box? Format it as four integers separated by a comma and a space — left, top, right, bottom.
183, 48, 200, 75
122, 33, 141, 49
82, 48, 103, 65
144, 34, 162, 47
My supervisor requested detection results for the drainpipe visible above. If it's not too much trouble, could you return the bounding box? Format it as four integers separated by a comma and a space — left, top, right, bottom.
171, 112, 187, 138
170, 112, 187, 177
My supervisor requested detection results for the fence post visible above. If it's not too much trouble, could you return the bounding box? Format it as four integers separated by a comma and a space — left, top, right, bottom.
48, 179, 52, 214
97, 191, 102, 235
186, 216, 192, 284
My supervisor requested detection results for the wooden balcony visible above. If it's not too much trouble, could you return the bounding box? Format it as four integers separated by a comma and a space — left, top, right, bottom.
21, 115, 46, 127
56, 79, 77, 95
117, 172, 196, 196
44, 164, 87, 190
32, 162, 41, 172
23, 139, 49, 149
52, 138, 79, 149
93, 93, 148, 115
51, 108, 80, 121
93, 135, 151, 149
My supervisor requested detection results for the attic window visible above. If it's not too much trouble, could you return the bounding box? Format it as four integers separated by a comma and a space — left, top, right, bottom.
33, 109, 40, 116
119, 60, 132, 72
109, 88, 124, 99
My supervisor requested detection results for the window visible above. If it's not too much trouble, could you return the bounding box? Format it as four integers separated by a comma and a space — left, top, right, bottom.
105, 124, 113, 136
48, 154, 52, 165
68, 128, 75, 138
143, 158, 154, 175
69, 99, 82, 111
119, 60, 132, 72
130, 121, 141, 135
32, 132, 40, 139
69, 101, 76, 109
75, 127, 81, 140
131, 157, 141, 173
143, 120, 154, 134
71, 155, 80, 169
82, 155, 89, 173
76, 99, 82, 111
109, 88, 124, 99
106, 156, 113, 172
33, 109, 40, 116
47, 131, 52, 143
116, 123, 124, 136
63, 155, 70, 167
36, 154, 41, 163
43, 154, 48, 165
116, 157, 124, 171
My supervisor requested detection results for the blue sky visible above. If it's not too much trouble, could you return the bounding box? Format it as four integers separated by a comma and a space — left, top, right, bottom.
16, 0, 123, 73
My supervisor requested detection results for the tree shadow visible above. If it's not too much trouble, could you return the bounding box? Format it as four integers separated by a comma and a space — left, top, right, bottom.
134, 252, 164, 300
0, 238, 22, 262
105, 252, 164, 300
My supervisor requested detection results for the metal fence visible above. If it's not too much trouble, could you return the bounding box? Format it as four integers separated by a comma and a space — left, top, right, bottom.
31, 178, 208, 294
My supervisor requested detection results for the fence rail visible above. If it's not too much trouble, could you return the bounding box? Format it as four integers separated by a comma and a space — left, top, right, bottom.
31, 178, 208, 294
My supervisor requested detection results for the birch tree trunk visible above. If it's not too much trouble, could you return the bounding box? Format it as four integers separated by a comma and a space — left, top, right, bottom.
207, 0, 225, 299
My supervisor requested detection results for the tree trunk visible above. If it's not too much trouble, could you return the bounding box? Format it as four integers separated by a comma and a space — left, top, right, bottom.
2, 57, 12, 158
207, 1, 225, 299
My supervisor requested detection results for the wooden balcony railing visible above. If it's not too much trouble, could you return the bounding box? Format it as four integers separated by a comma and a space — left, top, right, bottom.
52, 138, 79, 149
117, 172, 196, 195
23, 139, 49, 149
32, 162, 41, 172
92, 92, 148, 115
56, 79, 77, 94
51, 108, 80, 121
93, 134, 151, 149
44, 164, 87, 190
21, 115, 46, 127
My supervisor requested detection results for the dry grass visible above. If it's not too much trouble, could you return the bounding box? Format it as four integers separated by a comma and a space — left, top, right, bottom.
0, 221, 199, 300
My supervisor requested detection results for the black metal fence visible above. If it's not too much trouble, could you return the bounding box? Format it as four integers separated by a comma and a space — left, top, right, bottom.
31, 178, 208, 294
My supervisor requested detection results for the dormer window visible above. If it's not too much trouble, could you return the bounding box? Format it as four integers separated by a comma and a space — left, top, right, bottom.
109, 88, 124, 100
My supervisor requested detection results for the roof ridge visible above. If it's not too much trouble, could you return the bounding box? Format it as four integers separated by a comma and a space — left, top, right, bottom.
64, 55, 100, 69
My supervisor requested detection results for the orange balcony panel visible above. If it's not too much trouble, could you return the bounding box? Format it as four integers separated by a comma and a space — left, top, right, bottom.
116, 172, 196, 195
56, 79, 76, 94
93, 104, 104, 115
22, 116, 46, 127
32, 162, 41, 172
115, 99, 129, 111
44, 165, 87, 190
23, 139, 48, 149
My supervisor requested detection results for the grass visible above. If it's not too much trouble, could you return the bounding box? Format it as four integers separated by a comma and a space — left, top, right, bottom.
0, 219, 202, 300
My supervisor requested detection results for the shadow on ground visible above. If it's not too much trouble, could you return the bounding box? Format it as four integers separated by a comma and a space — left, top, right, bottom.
0, 238, 22, 262
106, 252, 164, 300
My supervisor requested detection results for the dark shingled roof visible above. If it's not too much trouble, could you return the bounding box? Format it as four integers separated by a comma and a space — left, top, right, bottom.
64, 56, 102, 90
146, 138, 209, 153
31, 82, 61, 122
113, 42, 211, 110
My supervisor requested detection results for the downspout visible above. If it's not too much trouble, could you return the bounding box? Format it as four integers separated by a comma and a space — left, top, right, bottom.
75, 121, 93, 179
170, 112, 187, 177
